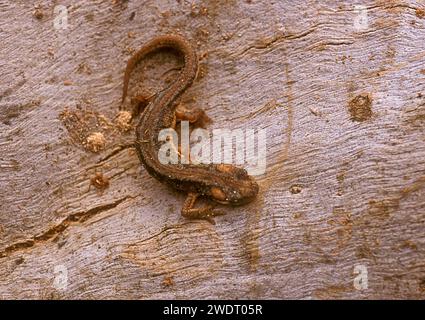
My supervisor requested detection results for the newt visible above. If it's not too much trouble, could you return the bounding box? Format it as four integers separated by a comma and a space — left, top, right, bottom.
122, 34, 259, 224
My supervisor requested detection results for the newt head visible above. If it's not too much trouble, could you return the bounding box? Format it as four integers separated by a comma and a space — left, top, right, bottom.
208, 164, 259, 205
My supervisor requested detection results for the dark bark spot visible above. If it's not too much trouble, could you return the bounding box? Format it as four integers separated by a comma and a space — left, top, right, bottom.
348, 94, 372, 122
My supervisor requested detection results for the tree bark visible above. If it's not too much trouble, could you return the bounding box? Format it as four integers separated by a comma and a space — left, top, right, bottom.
1, 0, 424, 299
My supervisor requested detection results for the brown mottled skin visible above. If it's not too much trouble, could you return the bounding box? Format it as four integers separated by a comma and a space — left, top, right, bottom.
122, 34, 258, 223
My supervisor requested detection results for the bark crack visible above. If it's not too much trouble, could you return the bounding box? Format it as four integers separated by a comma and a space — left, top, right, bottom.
0, 195, 134, 258
236, 26, 318, 57
96, 144, 135, 164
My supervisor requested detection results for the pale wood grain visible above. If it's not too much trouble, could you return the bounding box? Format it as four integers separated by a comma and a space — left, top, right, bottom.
0, 0, 424, 299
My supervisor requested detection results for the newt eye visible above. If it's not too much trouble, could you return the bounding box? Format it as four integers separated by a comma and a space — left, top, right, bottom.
216, 164, 233, 173
216, 164, 248, 180
210, 186, 227, 202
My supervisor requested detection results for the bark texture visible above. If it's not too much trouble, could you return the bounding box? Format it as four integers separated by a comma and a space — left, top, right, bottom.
0, 0, 425, 299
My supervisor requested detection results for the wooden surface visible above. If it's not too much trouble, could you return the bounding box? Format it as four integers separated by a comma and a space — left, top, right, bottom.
1, 0, 425, 299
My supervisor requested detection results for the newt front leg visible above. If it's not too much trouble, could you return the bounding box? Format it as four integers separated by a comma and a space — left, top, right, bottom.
181, 192, 223, 225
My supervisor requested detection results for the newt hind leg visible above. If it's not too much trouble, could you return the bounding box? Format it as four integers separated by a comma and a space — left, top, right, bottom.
175, 104, 211, 128
174, 104, 211, 163
181, 192, 223, 225
131, 93, 155, 117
